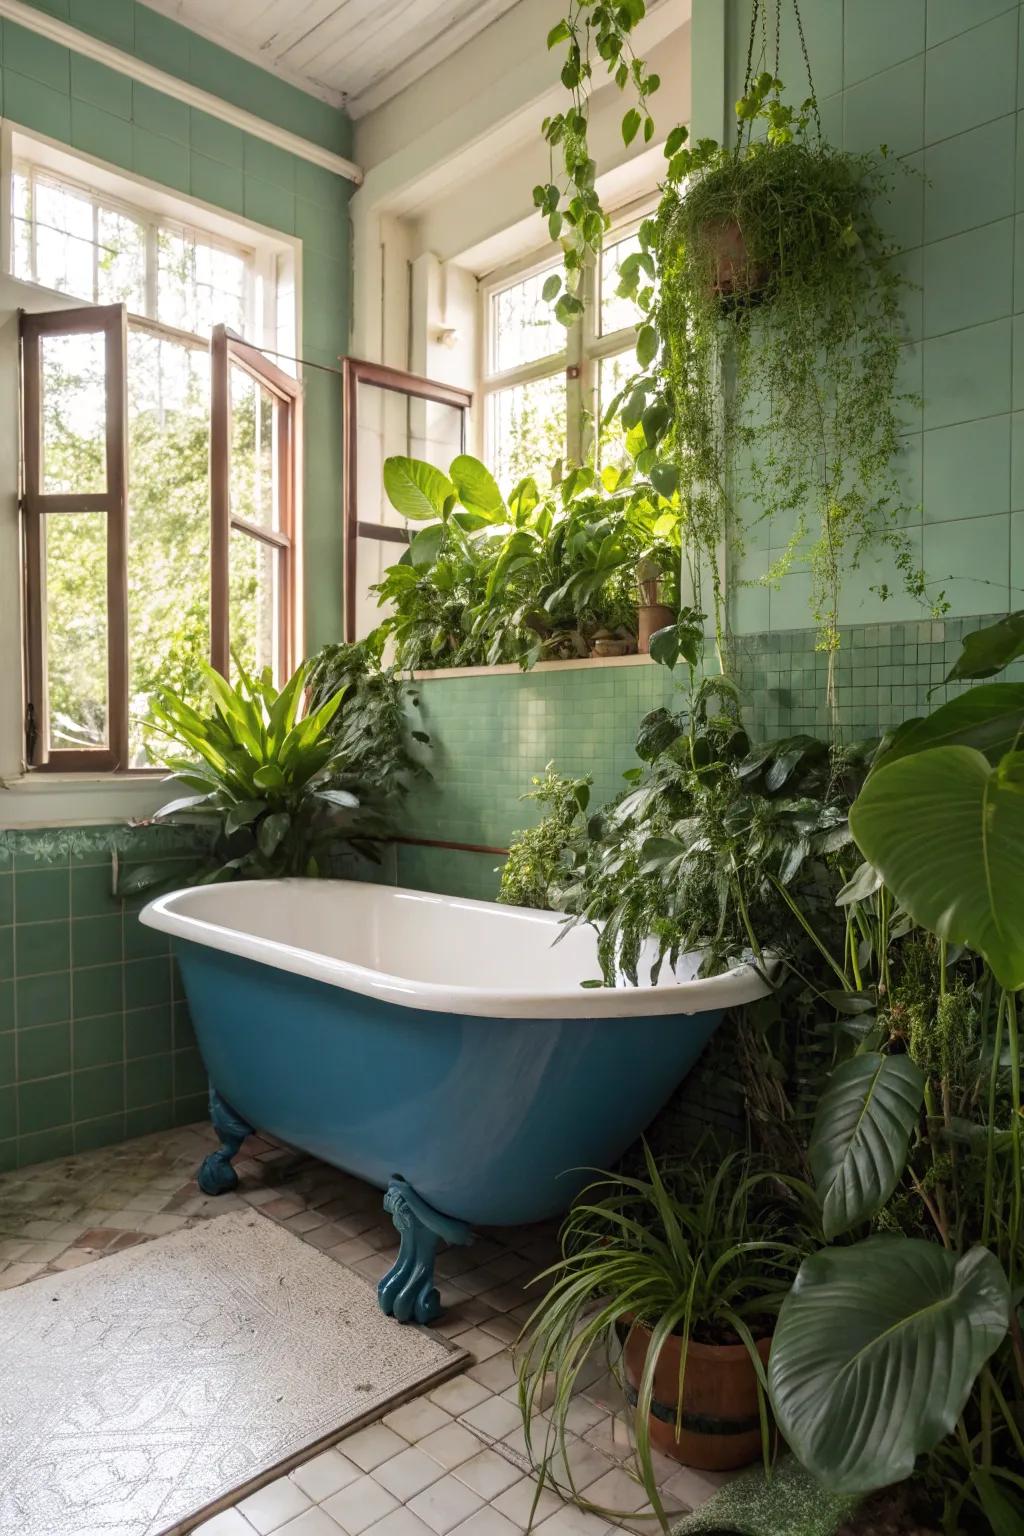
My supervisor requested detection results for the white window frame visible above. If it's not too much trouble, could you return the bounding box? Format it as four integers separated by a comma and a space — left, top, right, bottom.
479, 197, 656, 475
0, 124, 303, 815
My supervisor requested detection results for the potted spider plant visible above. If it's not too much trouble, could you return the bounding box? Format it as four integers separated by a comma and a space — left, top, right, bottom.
517, 1147, 815, 1524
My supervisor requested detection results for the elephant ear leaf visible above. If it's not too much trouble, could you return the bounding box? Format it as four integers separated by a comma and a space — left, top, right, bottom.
449, 455, 506, 521
810, 1052, 924, 1238
849, 746, 1024, 992
768, 1238, 1010, 1496
383, 456, 455, 520
945, 611, 1024, 683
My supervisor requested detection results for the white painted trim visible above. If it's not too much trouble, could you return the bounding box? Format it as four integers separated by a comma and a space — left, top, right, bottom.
410, 654, 656, 682
0, 774, 168, 826
0, 0, 363, 186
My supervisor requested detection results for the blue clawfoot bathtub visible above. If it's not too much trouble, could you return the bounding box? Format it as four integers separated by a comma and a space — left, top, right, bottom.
142, 880, 770, 1321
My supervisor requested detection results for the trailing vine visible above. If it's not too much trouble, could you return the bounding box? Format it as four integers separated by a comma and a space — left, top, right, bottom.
537, 0, 944, 695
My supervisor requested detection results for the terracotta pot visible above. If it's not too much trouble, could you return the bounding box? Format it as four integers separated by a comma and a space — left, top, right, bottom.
705, 218, 768, 302
621, 1318, 771, 1471
638, 604, 675, 654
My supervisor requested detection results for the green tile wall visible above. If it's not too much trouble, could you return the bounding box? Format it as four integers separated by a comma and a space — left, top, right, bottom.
0, 825, 210, 1171
718, 0, 1024, 633
399, 613, 1017, 898
10, 1, 352, 654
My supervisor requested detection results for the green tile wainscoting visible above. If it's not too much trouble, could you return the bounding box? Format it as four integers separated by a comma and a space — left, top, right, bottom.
395, 614, 1017, 900
0, 824, 211, 1171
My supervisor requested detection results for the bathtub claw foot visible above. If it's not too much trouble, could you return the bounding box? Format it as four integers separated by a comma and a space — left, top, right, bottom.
378, 1177, 473, 1326
197, 1088, 253, 1196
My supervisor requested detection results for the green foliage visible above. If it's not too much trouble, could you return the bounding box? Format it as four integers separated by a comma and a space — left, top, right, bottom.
138, 658, 373, 885
518, 1147, 814, 1523
497, 765, 591, 909
808, 1053, 925, 1238
539, 2, 939, 655
305, 636, 430, 812
768, 1239, 1011, 1496
372, 453, 680, 670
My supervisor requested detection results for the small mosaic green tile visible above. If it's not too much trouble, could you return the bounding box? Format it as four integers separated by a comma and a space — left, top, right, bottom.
73, 964, 123, 1020
73, 1013, 124, 1070
126, 1053, 173, 1110
15, 869, 70, 923
16, 972, 70, 1029
15, 920, 70, 978
18, 1074, 71, 1134
18, 1022, 71, 1081
125, 1004, 173, 1059
73, 1064, 124, 1121
72, 915, 123, 968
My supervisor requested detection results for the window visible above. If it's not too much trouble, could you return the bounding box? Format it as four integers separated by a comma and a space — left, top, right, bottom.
480, 210, 650, 487
15, 149, 299, 771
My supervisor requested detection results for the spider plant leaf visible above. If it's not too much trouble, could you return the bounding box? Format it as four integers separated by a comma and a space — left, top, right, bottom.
850, 745, 1024, 991
809, 1051, 924, 1237
768, 1238, 1010, 1495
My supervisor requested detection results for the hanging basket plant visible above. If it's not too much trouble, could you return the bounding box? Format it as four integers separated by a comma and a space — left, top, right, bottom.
537, 0, 942, 670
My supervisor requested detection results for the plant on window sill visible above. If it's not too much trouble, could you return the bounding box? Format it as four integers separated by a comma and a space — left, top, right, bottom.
537, 0, 944, 689
370, 451, 681, 671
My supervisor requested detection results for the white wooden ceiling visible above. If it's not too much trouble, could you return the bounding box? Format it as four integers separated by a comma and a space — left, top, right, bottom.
136, 0, 525, 117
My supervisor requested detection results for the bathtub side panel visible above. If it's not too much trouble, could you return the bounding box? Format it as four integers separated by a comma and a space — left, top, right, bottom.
176, 941, 721, 1227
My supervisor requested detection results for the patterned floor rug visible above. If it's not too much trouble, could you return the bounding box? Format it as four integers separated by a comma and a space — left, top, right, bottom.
0, 1208, 468, 1536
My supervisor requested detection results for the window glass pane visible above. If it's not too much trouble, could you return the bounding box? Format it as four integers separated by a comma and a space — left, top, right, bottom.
44, 510, 108, 749
41, 330, 107, 494
601, 231, 643, 335
12, 169, 33, 285
490, 265, 565, 372
597, 351, 634, 468
229, 365, 277, 530
96, 205, 146, 309
489, 372, 566, 489
33, 176, 95, 301
158, 227, 247, 337
126, 328, 211, 766
230, 530, 280, 684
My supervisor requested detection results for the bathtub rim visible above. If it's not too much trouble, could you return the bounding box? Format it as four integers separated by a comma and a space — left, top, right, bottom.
141, 878, 775, 1020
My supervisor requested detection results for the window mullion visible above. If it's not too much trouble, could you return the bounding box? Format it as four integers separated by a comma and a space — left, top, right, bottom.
145, 218, 159, 321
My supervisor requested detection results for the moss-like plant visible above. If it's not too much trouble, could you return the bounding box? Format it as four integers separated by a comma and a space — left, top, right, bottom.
496, 764, 591, 908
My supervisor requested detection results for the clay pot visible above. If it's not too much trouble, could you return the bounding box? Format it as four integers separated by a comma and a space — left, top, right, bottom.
705, 218, 768, 302
638, 604, 675, 654
621, 1319, 771, 1472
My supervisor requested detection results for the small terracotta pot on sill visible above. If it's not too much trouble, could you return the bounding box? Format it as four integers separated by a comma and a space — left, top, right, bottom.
620, 1316, 771, 1472
638, 604, 675, 653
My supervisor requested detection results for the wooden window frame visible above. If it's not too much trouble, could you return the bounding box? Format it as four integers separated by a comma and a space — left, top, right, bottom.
21, 303, 129, 771
210, 325, 302, 680
341, 357, 472, 643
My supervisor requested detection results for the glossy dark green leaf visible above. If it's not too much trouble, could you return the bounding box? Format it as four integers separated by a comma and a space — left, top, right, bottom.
880, 682, 1024, 768
257, 812, 290, 857
945, 612, 1024, 683
810, 1052, 924, 1237
850, 746, 1024, 990
769, 1238, 1009, 1495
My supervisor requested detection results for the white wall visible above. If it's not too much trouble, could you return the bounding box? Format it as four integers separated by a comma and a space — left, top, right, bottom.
350, 0, 692, 382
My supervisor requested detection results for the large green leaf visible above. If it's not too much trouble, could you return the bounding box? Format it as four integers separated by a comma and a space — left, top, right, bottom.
879, 683, 1024, 768
945, 612, 1024, 683
383, 456, 455, 520
849, 746, 1024, 991
809, 1053, 924, 1238
768, 1238, 1010, 1495
449, 454, 506, 520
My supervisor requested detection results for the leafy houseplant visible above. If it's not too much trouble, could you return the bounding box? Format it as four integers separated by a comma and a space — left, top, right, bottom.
538, 0, 937, 674
497, 764, 591, 910
764, 613, 1024, 1529
371, 453, 679, 670
518, 1148, 814, 1524
133, 658, 369, 887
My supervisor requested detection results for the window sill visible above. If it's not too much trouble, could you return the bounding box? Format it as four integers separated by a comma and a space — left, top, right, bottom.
410, 653, 655, 681
0, 772, 168, 828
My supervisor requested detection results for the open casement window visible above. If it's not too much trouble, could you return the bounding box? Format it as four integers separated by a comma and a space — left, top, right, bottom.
210, 326, 301, 686
22, 304, 129, 771
342, 359, 472, 643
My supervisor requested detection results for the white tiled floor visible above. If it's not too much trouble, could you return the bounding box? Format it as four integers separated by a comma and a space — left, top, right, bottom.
0, 1125, 725, 1535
